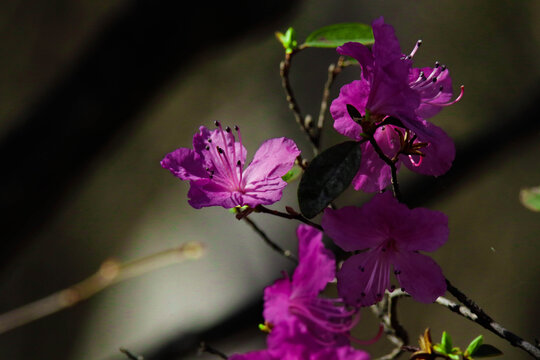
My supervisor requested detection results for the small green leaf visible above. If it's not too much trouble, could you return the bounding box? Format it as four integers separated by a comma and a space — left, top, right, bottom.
448, 354, 461, 360
282, 165, 302, 183
298, 141, 362, 218
441, 331, 453, 354
473, 344, 503, 358
519, 186, 540, 211
465, 335, 483, 357
276, 27, 298, 54
303, 23, 374, 48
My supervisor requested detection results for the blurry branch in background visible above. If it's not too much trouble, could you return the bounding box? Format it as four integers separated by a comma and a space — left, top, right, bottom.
120, 347, 144, 360
199, 342, 228, 359
0, 242, 205, 335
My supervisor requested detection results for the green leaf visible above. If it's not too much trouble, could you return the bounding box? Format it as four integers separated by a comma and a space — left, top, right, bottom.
275, 27, 298, 54
303, 23, 374, 48
298, 141, 362, 218
441, 331, 453, 354
465, 335, 483, 357
473, 344, 503, 358
519, 186, 540, 211
282, 165, 302, 183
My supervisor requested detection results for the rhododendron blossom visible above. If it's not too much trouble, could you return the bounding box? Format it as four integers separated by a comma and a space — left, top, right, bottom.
229, 225, 370, 360
161, 122, 300, 209
330, 17, 461, 192
322, 192, 448, 307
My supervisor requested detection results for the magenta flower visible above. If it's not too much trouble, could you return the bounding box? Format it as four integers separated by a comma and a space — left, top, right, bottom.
229, 225, 370, 360
161, 122, 300, 209
330, 17, 461, 192
322, 192, 448, 307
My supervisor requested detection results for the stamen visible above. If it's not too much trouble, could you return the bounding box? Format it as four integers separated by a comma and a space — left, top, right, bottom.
225, 126, 231, 132
408, 39, 422, 58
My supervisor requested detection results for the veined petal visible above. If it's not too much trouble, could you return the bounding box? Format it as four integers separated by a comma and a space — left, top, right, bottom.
322, 206, 386, 252
161, 148, 208, 181
243, 138, 300, 182
263, 277, 294, 326
186, 181, 238, 209
337, 42, 374, 80
337, 251, 392, 307
292, 225, 335, 298
402, 121, 455, 177
371, 16, 403, 66
330, 80, 370, 140
393, 252, 446, 303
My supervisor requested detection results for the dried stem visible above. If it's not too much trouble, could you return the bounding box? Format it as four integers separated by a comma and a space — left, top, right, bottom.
255, 205, 323, 231
0, 242, 205, 335
445, 278, 540, 359
315, 56, 345, 146
242, 215, 298, 264
280, 51, 319, 153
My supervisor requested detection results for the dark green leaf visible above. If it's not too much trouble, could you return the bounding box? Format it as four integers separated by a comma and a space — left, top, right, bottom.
473, 344, 503, 358
465, 335, 483, 357
298, 141, 362, 218
519, 186, 540, 212
303, 23, 374, 48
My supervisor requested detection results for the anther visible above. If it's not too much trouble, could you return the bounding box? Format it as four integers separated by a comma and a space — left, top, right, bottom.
205, 145, 210, 151
439, 86, 444, 91
214, 120, 221, 127
208, 139, 212, 143
358, 266, 365, 272
441, 65, 447, 71
217, 147, 224, 154
417, 39, 422, 46
435, 61, 440, 68
225, 126, 231, 132
432, 78, 437, 83
234, 125, 239, 131
237, 160, 241, 166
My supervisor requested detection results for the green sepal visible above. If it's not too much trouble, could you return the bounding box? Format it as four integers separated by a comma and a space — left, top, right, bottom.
282, 164, 302, 183
229, 205, 249, 214
441, 331, 453, 354
276, 27, 298, 54
471, 344, 503, 358
303, 23, 374, 48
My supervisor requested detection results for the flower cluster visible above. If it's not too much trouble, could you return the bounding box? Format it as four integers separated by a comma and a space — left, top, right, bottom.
162, 16, 461, 359
330, 17, 462, 192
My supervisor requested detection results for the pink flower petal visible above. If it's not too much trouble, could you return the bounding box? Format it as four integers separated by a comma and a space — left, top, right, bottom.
393, 251, 446, 303
160, 148, 208, 181
243, 137, 300, 181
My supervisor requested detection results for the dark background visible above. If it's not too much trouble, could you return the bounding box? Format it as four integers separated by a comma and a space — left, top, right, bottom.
0, 0, 538, 359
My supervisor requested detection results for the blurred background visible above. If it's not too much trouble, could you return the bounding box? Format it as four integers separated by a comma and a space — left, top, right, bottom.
0, 0, 538, 359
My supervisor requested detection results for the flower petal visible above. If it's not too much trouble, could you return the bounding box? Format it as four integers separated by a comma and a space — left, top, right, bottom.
263, 277, 294, 326
402, 121, 455, 177
410, 67, 454, 119
291, 225, 335, 298
161, 148, 208, 181
186, 181, 239, 209
337, 42, 374, 79
228, 351, 273, 360
392, 206, 449, 252
330, 80, 370, 140
243, 138, 300, 181
337, 251, 391, 307
394, 251, 446, 303
371, 17, 403, 66
322, 197, 391, 252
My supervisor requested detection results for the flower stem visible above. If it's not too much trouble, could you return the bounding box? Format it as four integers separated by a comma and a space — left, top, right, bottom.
255, 205, 323, 231
445, 278, 540, 359
242, 215, 298, 264
316, 56, 345, 147
120, 347, 144, 360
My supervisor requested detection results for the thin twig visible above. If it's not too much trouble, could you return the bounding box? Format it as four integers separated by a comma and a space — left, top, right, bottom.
0, 242, 205, 335
445, 278, 540, 359
280, 51, 319, 153
316, 56, 345, 146
372, 291, 409, 360
242, 215, 298, 264
120, 347, 144, 360
199, 342, 228, 359
255, 205, 323, 231
368, 137, 402, 201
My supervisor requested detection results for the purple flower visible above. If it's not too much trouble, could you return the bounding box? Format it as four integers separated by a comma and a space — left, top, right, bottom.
330, 17, 462, 192
161, 122, 300, 209
229, 225, 370, 360
322, 192, 448, 307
